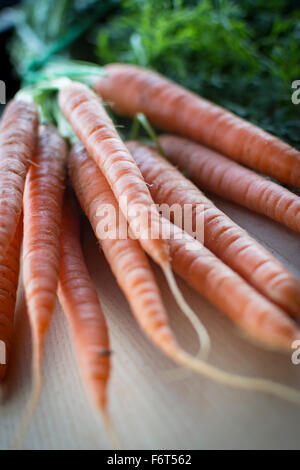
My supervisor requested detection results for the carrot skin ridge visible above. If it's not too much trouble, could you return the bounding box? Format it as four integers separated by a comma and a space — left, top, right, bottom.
126, 141, 300, 319
0, 217, 23, 381
159, 135, 300, 234
58, 191, 111, 413
95, 64, 300, 188
0, 99, 38, 262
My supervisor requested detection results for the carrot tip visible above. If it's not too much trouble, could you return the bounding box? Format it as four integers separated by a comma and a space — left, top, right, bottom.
162, 265, 211, 360
101, 411, 122, 450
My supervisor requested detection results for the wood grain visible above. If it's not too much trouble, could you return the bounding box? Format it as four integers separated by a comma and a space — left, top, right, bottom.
0, 196, 300, 450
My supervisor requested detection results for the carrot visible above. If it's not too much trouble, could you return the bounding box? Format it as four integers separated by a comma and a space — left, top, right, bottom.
159, 135, 300, 233
58, 80, 207, 353
164, 218, 300, 351
57, 192, 117, 446
0, 99, 38, 261
95, 64, 300, 188
69, 142, 210, 359
58, 80, 168, 266
0, 218, 23, 381
69, 143, 300, 406
18, 125, 67, 442
126, 141, 300, 319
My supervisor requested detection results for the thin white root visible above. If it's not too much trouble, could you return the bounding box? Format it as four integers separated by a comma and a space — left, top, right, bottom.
175, 348, 300, 406
101, 411, 122, 450
162, 365, 192, 383
160, 265, 300, 404
13, 340, 42, 450
163, 266, 211, 360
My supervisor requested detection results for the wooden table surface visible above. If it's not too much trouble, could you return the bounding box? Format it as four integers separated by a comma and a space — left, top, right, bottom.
1, 195, 300, 450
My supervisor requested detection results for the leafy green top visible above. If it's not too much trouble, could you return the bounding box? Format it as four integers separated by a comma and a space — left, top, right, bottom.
96, 0, 300, 148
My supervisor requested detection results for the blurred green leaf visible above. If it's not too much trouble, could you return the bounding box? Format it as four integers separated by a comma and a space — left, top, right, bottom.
8, 0, 121, 78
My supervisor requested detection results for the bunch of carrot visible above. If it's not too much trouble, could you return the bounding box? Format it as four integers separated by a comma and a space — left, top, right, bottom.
1, 63, 300, 447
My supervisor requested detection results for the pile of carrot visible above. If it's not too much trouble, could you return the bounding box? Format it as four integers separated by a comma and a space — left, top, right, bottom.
1, 63, 300, 447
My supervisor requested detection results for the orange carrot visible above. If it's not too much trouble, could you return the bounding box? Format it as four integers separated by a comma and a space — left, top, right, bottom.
69, 143, 300, 406
21, 125, 67, 429
58, 192, 110, 410
58, 80, 207, 351
126, 141, 300, 319
0, 99, 38, 261
165, 218, 300, 351
0, 218, 23, 381
159, 135, 300, 233
57, 192, 116, 444
95, 64, 300, 188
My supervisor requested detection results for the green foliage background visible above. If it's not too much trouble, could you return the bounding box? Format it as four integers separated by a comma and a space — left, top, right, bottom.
3, 0, 300, 148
